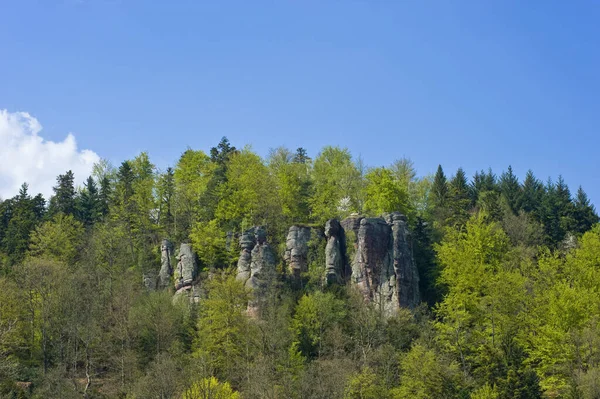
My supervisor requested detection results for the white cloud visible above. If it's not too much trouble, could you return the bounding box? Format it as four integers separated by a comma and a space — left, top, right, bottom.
0, 110, 100, 200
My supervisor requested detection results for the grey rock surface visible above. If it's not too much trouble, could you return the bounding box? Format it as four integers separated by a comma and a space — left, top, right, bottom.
325, 219, 345, 284
174, 243, 197, 290
284, 225, 312, 281
158, 239, 173, 289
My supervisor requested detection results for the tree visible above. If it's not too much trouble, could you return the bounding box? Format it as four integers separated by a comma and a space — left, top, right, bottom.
292, 291, 346, 359
392, 343, 463, 399
194, 273, 252, 382
447, 167, 471, 227
78, 176, 101, 226
28, 213, 84, 264
173, 149, 214, 241
499, 166, 522, 214
573, 186, 599, 235
520, 170, 544, 216
310, 146, 362, 222
364, 167, 410, 216
269, 147, 312, 224
183, 377, 240, 399
156, 167, 175, 236
48, 170, 77, 217
2, 184, 45, 265
215, 148, 281, 231
293, 147, 311, 164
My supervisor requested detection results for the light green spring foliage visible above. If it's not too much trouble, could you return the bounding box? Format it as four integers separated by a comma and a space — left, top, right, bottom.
173, 149, 214, 237
364, 167, 410, 216
190, 219, 228, 269
28, 213, 84, 264
216, 148, 280, 230
524, 225, 600, 394
470, 384, 499, 399
182, 377, 240, 399
292, 291, 346, 358
310, 146, 362, 223
267, 146, 312, 224
345, 367, 390, 399
194, 272, 252, 380
391, 343, 462, 399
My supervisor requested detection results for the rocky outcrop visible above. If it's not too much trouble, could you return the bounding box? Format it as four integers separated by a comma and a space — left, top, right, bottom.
158, 239, 173, 289
174, 243, 197, 290
385, 212, 420, 308
284, 225, 312, 281
236, 226, 276, 290
236, 226, 277, 316
325, 219, 346, 284
340, 213, 420, 315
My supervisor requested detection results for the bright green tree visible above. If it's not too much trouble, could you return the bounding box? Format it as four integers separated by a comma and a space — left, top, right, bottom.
363, 167, 410, 216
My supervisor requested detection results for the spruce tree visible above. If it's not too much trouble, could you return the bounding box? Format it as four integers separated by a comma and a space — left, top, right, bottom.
447, 167, 471, 227
573, 186, 599, 234
499, 166, 522, 214
78, 176, 101, 226
521, 170, 544, 217
48, 170, 76, 216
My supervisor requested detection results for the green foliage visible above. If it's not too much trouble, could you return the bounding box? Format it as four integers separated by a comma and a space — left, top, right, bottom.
0, 144, 597, 398
392, 343, 463, 399
190, 219, 228, 269
310, 146, 362, 223
364, 167, 410, 216
183, 376, 240, 399
292, 291, 346, 358
194, 272, 252, 381
345, 367, 391, 399
28, 213, 84, 264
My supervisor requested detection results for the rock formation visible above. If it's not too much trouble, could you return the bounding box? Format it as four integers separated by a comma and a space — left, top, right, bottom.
340, 213, 420, 316
236, 226, 276, 290
158, 239, 173, 289
174, 243, 198, 291
284, 225, 312, 281
236, 226, 276, 316
385, 212, 420, 308
324, 219, 346, 284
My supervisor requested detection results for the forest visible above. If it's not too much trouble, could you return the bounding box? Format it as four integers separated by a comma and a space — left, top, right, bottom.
0, 137, 599, 399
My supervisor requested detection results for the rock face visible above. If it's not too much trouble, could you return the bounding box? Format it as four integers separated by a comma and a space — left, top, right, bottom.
341, 213, 420, 315
158, 239, 173, 289
284, 225, 312, 281
325, 219, 346, 284
236, 226, 277, 316
174, 243, 198, 290
236, 226, 276, 290
385, 212, 420, 308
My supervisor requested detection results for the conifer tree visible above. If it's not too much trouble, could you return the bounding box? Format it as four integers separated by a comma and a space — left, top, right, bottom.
521, 170, 544, 217
572, 187, 599, 234
48, 170, 76, 216
499, 166, 522, 214
78, 176, 101, 226
447, 167, 471, 227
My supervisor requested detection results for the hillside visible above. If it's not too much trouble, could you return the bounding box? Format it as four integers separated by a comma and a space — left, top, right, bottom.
0, 137, 598, 398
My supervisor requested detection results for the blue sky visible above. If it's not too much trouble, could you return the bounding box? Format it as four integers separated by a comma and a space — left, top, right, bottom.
1, 0, 599, 203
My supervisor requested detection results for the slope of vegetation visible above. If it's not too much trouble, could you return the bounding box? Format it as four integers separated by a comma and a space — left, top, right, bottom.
0, 137, 598, 398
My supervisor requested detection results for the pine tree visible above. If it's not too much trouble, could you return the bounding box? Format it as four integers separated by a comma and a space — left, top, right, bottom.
447, 167, 471, 227
78, 176, 101, 226
2, 184, 46, 265
156, 167, 175, 235
431, 165, 448, 208
98, 176, 112, 218
499, 166, 522, 214
573, 186, 598, 235
521, 170, 544, 217
48, 170, 76, 216
293, 147, 310, 164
